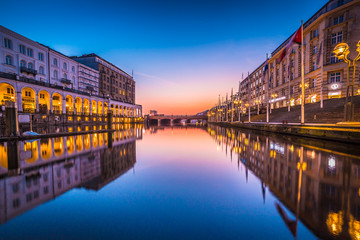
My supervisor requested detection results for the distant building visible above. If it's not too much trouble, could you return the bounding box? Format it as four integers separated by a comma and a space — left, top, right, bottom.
215, 0, 360, 118
71, 54, 136, 104
149, 110, 158, 116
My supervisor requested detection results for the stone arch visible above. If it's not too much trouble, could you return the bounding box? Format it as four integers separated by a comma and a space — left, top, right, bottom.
75, 97, 82, 114
115, 105, 119, 116
65, 95, 74, 114
66, 136, 75, 154
39, 90, 50, 114
119, 105, 123, 116
22, 87, 36, 113
52, 92, 62, 114
104, 102, 108, 114
40, 138, 52, 160
123, 106, 127, 117
53, 137, 64, 156
92, 100, 97, 115
0, 82, 16, 107
98, 101, 103, 116
83, 98, 90, 115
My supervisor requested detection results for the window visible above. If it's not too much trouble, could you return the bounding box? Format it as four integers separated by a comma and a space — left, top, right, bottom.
53, 58, 58, 66
7, 88, 14, 94
313, 45, 318, 54
20, 60, 26, 67
54, 70, 58, 78
311, 29, 319, 39
310, 78, 316, 88
25, 91, 32, 97
312, 61, 317, 71
72, 66, 75, 72
63, 62, 67, 70
4, 38, 12, 49
330, 53, 340, 64
5, 55, 12, 65
13, 198, 20, 209
38, 52, 44, 61
330, 72, 341, 83
28, 62, 33, 69
334, 15, 344, 25
27, 48, 33, 57
19, 44, 26, 54
39, 66, 44, 74
63, 73, 67, 79
331, 32, 343, 44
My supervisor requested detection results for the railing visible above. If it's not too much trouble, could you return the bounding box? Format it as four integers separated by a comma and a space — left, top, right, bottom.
53, 110, 62, 115
0, 72, 16, 80
20, 66, 37, 75
61, 78, 72, 84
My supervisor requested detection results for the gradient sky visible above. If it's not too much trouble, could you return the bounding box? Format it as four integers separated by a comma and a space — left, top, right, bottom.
1, 0, 328, 114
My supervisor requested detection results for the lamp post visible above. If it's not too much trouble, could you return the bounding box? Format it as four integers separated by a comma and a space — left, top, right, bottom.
333, 41, 360, 122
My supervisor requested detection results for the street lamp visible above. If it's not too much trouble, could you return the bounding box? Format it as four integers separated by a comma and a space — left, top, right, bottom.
333, 41, 360, 122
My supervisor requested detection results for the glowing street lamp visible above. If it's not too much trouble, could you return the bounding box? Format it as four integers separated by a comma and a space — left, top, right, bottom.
333, 41, 360, 122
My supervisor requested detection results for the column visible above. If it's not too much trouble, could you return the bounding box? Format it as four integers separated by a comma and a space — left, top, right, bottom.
36, 93, 40, 113
62, 98, 66, 114
16, 91, 22, 112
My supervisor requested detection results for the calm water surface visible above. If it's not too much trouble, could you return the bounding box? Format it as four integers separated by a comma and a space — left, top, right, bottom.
0, 124, 359, 239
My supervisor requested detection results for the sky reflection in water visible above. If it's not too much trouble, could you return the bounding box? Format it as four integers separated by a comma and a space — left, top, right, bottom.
0, 124, 359, 239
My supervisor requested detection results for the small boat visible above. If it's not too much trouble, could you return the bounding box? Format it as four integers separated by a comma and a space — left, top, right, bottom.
23, 131, 40, 137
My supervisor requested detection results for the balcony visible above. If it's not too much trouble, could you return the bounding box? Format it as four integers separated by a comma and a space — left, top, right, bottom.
20, 66, 37, 75
0, 71, 17, 80
61, 78, 72, 84
86, 86, 95, 91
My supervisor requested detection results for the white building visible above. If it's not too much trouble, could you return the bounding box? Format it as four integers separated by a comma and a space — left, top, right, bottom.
48, 48, 78, 90
0, 25, 48, 82
78, 63, 99, 95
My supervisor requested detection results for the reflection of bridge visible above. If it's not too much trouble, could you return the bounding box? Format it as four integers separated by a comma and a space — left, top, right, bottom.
147, 115, 207, 125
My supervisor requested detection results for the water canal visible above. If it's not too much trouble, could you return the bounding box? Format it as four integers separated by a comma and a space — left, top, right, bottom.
0, 124, 359, 239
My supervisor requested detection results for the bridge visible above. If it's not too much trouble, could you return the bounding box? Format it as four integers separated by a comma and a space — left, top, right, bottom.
146, 114, 207, 125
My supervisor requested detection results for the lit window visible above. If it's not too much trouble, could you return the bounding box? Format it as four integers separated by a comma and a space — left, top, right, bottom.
19, 44, 25, 54
27, 48, 33, 57
5, 55, 12, 65
4, 38, 12, 49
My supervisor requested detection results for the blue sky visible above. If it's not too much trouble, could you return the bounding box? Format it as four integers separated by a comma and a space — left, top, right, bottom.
1, 0, 328, 114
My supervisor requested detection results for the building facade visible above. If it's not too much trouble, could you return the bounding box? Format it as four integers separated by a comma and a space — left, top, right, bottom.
212, 0, 360, 120
71, 54, 136, 104
0, 25, 142, 120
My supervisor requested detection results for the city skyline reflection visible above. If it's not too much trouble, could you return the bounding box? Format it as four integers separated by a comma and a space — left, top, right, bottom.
207, 124, 360, 239
0, 124, 143, 225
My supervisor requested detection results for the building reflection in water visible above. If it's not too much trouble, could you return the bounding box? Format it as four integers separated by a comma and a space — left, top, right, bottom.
0, 124, 143, 225
207, 125, 360, 240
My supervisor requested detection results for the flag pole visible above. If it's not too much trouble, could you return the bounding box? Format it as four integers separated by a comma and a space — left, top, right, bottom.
266, 54, 269, 123
301, 20, 305, 124
288, 55, 291, 112
248, 72, 251, 123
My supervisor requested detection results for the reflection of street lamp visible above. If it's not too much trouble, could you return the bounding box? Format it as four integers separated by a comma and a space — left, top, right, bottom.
333, 41, 360, 122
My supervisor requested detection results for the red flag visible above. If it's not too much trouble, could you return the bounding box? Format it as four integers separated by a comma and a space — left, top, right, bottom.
277, 26, 302, 63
